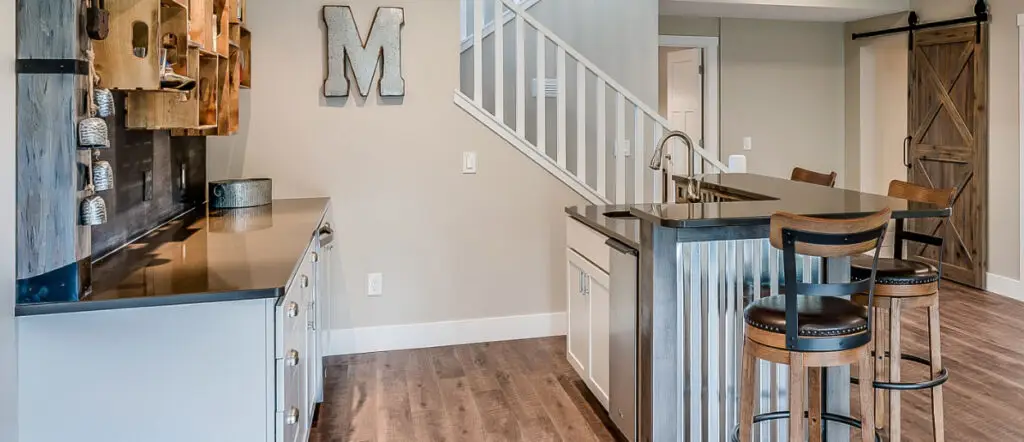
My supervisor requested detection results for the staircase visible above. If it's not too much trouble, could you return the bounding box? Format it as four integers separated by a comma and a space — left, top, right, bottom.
455, 0, 729, 205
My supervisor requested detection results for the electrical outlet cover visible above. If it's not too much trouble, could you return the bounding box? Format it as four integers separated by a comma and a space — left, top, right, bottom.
368, 273, 383, 296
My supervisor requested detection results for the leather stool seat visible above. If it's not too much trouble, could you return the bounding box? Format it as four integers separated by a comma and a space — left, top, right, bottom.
744, 295, 868, 337
850, 255, 939, 286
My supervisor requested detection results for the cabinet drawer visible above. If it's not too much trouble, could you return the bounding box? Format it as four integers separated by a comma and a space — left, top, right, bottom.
275, 352, 304, 442
566, 217, 611, 273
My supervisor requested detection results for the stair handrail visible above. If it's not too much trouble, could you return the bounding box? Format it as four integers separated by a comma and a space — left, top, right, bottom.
501, 0, 729, 173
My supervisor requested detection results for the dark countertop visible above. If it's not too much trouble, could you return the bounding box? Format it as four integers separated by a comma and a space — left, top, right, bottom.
15, 198, 330, 316
629, 174, 950, 228
564, 205, 640, 250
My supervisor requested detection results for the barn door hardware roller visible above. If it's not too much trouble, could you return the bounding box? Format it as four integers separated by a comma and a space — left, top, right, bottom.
851, 0, 988, 45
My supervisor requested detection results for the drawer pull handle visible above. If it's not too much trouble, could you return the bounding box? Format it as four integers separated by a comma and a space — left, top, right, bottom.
300, 275, 310, 288
286, 407, 299, 425
287, 349, 300, 366
287, 302, 299, 318
311, 252, 319, 263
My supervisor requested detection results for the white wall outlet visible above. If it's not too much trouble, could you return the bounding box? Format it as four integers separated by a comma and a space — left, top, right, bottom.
743, 136, 753, 151
462, 151, 477, 174
367, 273, 383, 297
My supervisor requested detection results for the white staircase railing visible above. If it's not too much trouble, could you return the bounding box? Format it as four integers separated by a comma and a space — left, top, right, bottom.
454, 0, 729, 205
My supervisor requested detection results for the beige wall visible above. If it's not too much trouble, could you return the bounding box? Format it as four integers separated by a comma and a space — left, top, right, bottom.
1, 0, 16, 439
208, 0, 590, 330
659, 15, 721, 38
845, 2, 1022, 281
663, 18, 846, 181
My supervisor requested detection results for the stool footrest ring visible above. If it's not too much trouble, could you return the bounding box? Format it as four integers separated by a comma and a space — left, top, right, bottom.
731, 411, 880, 442
851, 351, 950, 391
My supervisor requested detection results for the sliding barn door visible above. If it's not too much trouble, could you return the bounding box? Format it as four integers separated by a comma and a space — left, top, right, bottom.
907, 24, 988, 288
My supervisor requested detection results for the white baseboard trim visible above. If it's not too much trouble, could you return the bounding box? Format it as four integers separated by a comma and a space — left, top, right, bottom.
986, 273, 1024, 302
326, 312, 567, 356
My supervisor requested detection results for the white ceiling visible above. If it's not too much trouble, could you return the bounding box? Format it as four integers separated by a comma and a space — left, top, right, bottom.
660, 0, 910, 22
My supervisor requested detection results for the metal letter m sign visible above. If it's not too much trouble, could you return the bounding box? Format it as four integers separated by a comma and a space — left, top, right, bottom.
323, 6, 406, 98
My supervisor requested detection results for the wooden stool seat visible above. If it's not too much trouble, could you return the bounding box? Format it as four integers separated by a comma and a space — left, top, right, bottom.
745, 295, 868, 339
851, 256, 939, 296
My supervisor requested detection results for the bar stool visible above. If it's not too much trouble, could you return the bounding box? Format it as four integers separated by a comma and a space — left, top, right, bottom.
737, 209, 890, 442
850, 181, 955, 442
791, 167, 838, 188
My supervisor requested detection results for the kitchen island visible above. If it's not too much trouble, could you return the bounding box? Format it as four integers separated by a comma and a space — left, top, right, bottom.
16, 198, 334, 442
566, 174, 949, 442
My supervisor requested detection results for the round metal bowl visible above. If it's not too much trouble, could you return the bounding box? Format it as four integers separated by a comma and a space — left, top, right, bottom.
209, 178, 273, 209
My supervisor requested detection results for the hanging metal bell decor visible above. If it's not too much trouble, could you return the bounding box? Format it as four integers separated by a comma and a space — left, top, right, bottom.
80, 190, 108, 226
94, 88, 115, 118
92, 159, 114, 192
78, 117, 109, 148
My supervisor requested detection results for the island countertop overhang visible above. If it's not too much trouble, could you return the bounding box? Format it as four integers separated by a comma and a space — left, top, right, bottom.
628, 173, 951, 229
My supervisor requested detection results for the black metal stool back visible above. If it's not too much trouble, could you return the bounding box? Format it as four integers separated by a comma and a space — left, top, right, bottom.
889, 181, 956, 280
769, 209, 891, 352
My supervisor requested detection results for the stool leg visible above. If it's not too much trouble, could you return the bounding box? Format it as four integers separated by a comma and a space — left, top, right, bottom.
874, 305, 889, 431
740, 339, 757, 442
929, 300, 946, 442
789, 352, 805, 442
858, 347, 877, 442
809, 367, 823, 442
889, 299, 902, 441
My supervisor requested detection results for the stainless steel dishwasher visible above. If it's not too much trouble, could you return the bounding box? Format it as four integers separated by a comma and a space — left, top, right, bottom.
607, 238, 638, 442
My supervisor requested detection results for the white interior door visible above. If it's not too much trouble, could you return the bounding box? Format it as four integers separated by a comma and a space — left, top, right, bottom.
666, 48, 703, 176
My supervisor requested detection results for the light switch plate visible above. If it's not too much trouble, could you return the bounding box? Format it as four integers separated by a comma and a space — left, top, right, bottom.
743, 137, 753, 151
368, 273, 383, 297
462, 152, 477, 174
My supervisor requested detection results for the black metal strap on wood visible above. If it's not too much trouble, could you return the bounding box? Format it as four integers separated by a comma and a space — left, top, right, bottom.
851, 0, 989, 45
15, 58, 89, 75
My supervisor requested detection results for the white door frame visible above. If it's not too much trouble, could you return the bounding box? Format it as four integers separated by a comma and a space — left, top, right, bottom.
1002, 14, 1024, 298
658, 35, 720, 164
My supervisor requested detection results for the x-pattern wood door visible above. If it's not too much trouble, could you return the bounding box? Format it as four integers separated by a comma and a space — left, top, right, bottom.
907, 25, 988, 288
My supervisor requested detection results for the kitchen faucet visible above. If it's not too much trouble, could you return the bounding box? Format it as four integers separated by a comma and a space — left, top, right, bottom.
650, 130, 702, 203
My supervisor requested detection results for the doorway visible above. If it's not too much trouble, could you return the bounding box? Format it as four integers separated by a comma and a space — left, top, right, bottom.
858, 34, 909, 196
658, 36, 719, 175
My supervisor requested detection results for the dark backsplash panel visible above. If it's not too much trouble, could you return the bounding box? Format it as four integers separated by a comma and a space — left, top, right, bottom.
91, 92, 207, 258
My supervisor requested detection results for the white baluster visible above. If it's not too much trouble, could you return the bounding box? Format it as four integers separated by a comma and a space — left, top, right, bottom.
536, 33, 545, 152
634, 106, 643, 203
473, 0, 483, 106
615, 93, 625, 204
556, 46, 566, 167
515, 15, 525, 137
596, 78, 606, 198
576, 63, 586, 184
493, 0, 503, 122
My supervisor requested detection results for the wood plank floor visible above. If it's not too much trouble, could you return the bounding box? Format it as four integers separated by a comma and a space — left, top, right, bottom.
311, 283, 1024, 441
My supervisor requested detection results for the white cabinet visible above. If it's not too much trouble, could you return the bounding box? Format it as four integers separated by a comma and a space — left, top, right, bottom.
588, 266, 611, 408
566, 248, 611, 409
277, 246, 314, 442
567, 251, 590, 377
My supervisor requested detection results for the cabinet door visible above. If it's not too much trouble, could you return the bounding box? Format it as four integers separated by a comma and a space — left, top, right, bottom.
567, 250, 590, 378
587, 268, 611, 409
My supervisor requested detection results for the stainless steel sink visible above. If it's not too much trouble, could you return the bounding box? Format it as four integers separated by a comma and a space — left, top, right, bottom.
603, 210, 635, 219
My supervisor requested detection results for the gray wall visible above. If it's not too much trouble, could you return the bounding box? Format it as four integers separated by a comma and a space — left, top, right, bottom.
91, 94, 207, 258
661, 17, 847, 183
1, 0, 16, 439
208, 0, 593, 331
